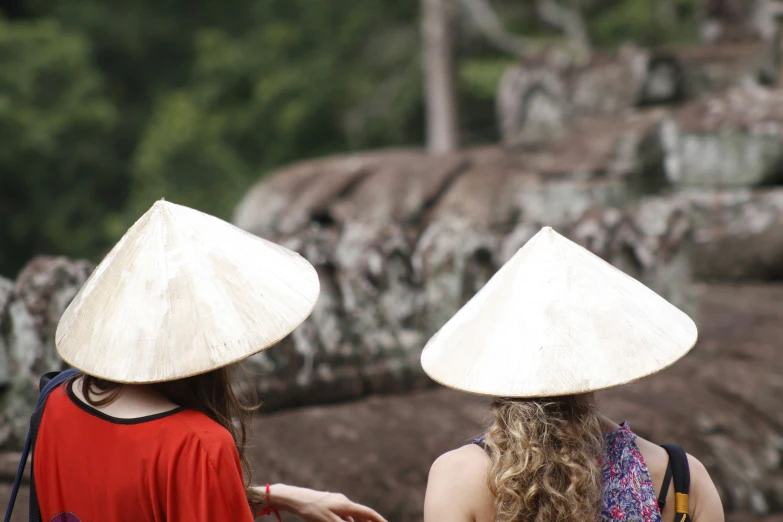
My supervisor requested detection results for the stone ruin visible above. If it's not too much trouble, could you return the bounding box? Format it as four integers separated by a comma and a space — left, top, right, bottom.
5, 21, 783, 517
227, 80, 783, 410
0, 258, 92, 449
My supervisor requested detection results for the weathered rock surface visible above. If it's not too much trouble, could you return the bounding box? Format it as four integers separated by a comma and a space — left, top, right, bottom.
0, 277, 13, 387
566, 200, 698, 317
700, 0, 777, 43
567, 185, 783, 284
663, 86, 783, 187
233, 145, 696, 413
497, 47, 656, 148
680, 189, 783, 280
0, 257, 93, 449
497, 43, 774, 148
232, 132, 783, 417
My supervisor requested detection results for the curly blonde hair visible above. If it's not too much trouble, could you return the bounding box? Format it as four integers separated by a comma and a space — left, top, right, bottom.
484, 394, 605, 522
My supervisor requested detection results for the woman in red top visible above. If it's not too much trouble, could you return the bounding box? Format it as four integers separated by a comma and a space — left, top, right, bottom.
34, 200, 387, 522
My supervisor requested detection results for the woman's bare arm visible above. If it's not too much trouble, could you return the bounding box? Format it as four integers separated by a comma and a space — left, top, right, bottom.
688, 454, 724, 522
259, 484, 388, 522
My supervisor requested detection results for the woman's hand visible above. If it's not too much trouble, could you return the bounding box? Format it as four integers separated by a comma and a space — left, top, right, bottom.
260, 484, 388, 522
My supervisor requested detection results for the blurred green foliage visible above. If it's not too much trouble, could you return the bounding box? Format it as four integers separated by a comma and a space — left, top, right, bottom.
130, 1, 423, 220
0, 19, 118, 269
0, 0, 700, 276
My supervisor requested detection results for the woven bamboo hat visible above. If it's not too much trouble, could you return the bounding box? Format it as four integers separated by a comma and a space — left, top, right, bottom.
55, 199, 320, 383
420, 226, 697, 398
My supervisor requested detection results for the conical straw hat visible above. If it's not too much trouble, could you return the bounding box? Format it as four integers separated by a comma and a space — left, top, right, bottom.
421, 226, 697, 398
55, 199, 320, 383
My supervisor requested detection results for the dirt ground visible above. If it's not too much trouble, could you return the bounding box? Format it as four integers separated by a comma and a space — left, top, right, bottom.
3, 283, 783, 521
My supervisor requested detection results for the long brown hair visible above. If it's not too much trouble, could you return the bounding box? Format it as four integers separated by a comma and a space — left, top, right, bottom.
484, 394, 605, 522
74, 365, 264, 509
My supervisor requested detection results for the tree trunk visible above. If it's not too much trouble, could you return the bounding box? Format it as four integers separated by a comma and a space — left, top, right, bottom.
422, 0, 459, 154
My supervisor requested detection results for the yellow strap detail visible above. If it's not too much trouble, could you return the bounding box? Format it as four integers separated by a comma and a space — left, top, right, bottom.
675, 492, 689, 514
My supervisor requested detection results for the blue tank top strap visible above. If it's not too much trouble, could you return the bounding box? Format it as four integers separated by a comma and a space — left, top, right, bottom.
472, 435, 488, 452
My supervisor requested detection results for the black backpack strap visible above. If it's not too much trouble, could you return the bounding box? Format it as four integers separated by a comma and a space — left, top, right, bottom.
28, 402, 46, 522
661, 443, 691, 522
38, 371, 63, 393
657, 460, 674, 510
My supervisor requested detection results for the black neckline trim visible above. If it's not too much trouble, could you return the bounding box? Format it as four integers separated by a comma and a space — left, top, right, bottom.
66, 379, 186, 425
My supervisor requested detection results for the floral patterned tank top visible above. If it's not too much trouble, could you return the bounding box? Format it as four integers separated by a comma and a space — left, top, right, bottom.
474, 422, 664, 521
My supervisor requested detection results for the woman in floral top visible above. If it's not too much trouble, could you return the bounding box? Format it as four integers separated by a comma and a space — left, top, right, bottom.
420, 227, 724, 522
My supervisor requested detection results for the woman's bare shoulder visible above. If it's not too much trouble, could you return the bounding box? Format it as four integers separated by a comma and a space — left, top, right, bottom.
425, 445, 493, 522
431, 444, 490, 478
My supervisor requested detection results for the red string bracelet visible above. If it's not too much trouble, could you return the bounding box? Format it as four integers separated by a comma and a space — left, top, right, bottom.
255, 484, 282, 522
